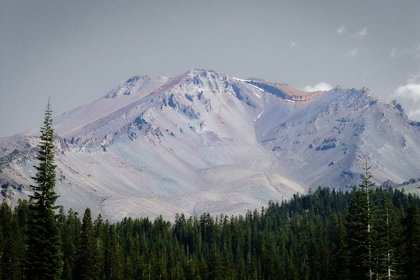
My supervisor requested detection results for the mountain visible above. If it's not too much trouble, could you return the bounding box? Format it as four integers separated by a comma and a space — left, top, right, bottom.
1, 69, 420, 220
380, 177, 420, 195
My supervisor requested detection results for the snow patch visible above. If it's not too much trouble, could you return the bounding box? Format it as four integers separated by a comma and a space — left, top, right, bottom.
233, 77, 249, 82
254, 109, 265, 122
233, 77, 264, 94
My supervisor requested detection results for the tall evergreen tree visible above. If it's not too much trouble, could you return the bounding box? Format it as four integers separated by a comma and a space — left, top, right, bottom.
329, 218, 350, 280
93, 214, 107, 279
345, 162, 376, 280
59, 208, 81, 280
105, 224, 124, 280
375, 189, 399, 279
400, 204, 420, 279
76, 208, 99, 280
24, 100, 63, 279
0, 200, 23, 280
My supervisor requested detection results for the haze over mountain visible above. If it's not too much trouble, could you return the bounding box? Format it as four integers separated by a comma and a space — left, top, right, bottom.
1, 69, 419, 221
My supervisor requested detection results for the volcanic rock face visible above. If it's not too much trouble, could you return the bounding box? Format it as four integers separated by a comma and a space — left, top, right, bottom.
1, 69, 420, 221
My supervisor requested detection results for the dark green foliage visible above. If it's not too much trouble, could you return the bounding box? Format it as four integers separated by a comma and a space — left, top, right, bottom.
345, 163, 381, 280
75, 208, 100, 280
328, 216, 350, 280
399, 204, 420, 279
346, 190, 374, 279
374, 189, 399, 279
24, 100, 63, 280
105, 223, 124, 280
2, 184, 420, 279
59, 208, 81, 280
0, 200, 27, 280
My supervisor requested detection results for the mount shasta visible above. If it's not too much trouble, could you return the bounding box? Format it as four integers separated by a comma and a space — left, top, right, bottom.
1, 69, 420, 220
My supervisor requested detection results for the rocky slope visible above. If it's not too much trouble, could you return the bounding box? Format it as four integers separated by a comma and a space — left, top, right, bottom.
1, 69, 419, 220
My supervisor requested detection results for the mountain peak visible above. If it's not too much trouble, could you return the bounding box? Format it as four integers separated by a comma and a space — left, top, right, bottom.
104, 75, 165, 99
1, 70, 420, 221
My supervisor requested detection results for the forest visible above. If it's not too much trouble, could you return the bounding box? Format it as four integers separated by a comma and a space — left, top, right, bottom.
1, 184, 420, 280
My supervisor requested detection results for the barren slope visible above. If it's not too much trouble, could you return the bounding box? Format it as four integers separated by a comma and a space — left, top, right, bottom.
1, 69, 419, 221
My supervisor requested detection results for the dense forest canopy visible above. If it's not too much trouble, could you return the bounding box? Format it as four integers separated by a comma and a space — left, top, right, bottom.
1, 186, 420, 280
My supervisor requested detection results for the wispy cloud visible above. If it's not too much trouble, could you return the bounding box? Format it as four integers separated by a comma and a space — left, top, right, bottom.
392, 83, 420, 102
408, 73, 420, 84
290, 41, 297, 48
390, 47, 407, 58
302, 82, 333, 92
345, 49, 358, 57
415, 42, 420, 59
336, 25, 347, 35
391, 43, 420, 59
349, 27, 367, 39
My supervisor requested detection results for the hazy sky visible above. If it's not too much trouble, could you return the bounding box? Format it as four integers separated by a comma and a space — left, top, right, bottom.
1, 0, 419, 137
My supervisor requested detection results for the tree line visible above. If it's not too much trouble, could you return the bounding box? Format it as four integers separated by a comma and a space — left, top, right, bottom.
1, 102, 420, 280
1, 184, 420, 279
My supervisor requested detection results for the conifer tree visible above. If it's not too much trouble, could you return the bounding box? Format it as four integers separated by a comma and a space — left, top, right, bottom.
76, 208, 99, 280
208, 243, 224, 280
345, 162, 376, 280
94, 214, 107, 279
400, 204, 420, 279
375, 188, 399, 279
0, 200, 23, 280
329, 218, 350, 280
24, 100, 63, 279
105, 224, 124, 280
60, 209, 81, 280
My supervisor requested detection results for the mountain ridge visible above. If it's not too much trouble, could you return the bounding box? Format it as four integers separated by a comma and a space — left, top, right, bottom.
1, 69, 419, 221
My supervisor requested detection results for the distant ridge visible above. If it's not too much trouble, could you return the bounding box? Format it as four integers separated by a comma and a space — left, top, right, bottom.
1, 69, 420, 221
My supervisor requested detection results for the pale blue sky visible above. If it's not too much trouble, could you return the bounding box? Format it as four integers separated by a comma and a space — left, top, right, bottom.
1, 0, 419, 137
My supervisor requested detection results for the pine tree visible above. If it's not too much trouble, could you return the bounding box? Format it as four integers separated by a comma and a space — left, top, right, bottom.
105, 224, 124, 280
207, 243, 225, 280
400, 205, 420, 279
345, 162, 376, 280
329, 218, 350, 280
93, 214, 107, 279
0, 200, 23, 280
76, 208, 100, 280
24, 100, 63, 279
59, 209, 81, 280
375, 188, 399, 279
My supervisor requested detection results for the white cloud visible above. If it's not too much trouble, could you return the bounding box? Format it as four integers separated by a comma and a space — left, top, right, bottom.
390, 48, 407, 58
345, 49, 358, 57
349, 27, 367, 39
408, 107, 420, 120
302, 82, 333, 92
336, 25, 347, 35
392, 83, 420, 102
290, 41, 297, 48
391, 78, 420, 121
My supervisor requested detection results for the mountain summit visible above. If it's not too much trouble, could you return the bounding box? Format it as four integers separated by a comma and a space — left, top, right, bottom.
1, 69, 420, 220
